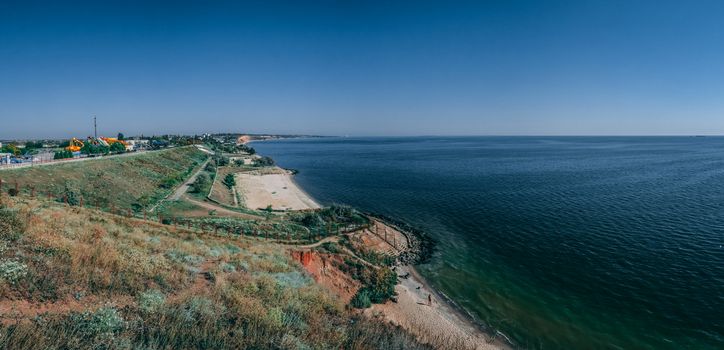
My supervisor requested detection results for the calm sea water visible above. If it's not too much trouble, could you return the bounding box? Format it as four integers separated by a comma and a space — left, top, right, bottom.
253, 136, 724, 349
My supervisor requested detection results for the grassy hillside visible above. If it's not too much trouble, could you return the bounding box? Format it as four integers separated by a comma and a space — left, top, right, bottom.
0, 197, 430, 349
0, 147, 207, 211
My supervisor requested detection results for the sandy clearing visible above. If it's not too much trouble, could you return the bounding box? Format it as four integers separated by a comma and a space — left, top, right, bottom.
235, 169, 320, 211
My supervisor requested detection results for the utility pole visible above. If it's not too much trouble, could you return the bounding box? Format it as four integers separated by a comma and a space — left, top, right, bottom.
93, 115, 97, 139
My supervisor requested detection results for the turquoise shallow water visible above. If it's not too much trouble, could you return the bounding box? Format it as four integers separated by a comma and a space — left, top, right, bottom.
253, 136, 724, 349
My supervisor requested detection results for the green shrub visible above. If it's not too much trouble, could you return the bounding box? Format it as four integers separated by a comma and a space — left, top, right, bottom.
0, 260, 28, 284
255, 156, 275, 167
192, 173, 210, 193
61, 185, 81, 206
0, 209, 25, 240
364, 267, 398, 303
221, 262, 236, 273
69, 306, 125, 340
138, 289, 166, 313
350, 289, 372, 309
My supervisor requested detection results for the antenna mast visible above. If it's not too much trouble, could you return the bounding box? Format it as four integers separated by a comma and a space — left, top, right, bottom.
93, 115, 97, 139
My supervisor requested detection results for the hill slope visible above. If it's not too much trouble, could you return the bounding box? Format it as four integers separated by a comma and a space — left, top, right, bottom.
0, 147, 207, 211
0, 197, 430, 349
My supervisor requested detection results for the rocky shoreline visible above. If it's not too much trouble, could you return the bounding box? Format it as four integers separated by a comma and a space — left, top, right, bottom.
366, 213, 437, 266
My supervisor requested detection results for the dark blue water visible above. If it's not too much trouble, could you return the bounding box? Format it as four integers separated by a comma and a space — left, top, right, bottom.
253, 137, 724, 349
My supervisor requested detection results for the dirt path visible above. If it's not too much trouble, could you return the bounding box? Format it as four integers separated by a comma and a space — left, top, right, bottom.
170, 159, 210, 201
0, 295, 134, 325
183, 196, 263, 220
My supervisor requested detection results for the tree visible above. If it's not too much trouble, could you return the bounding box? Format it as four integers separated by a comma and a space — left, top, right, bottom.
192, 173, 210, 193
81, 143, 109, 155
117, 133, 125, 140
255, 156, 275, 167
54, 150, 73, 160
222, 174, 236, 189
1, 144, 20, 156
214, 155, 229, 166
109, 142, 126, 153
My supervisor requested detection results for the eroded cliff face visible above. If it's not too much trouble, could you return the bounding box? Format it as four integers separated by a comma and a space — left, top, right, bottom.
291, 250, 361, 303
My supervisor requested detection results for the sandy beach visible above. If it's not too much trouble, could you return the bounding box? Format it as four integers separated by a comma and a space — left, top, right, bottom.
237, 166, 507, 348
349, 221, 508, 350
368, 265, 508, 350
235, 168, 320, 210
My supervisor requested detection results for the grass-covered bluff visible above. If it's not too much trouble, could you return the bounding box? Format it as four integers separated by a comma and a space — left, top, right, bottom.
0, 197, 431, 349
0, 146, 207, 211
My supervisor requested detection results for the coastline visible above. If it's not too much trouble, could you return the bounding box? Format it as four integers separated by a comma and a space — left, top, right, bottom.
370, 216, 512, 350
245, 142, 510, 348
406, 265, 512, 349
368, 263, 509, 350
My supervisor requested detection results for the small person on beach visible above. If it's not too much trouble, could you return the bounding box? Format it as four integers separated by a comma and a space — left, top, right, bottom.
428, 294, 432, 306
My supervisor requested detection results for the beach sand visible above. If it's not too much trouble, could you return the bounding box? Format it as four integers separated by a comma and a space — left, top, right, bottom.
235, 168, 320, 210
367, 265, 506, 350
356, 221, 508, 350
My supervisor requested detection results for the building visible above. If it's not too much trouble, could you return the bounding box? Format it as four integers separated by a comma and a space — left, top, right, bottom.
0, 153, 12, 164
125, 139, 150, 151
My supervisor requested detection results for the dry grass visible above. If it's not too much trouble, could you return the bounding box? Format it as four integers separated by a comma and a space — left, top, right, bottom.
0, 198, 437, 349
208, 166, 243, 207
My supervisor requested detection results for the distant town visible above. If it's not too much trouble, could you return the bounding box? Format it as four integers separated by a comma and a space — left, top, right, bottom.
0, 132, 313, 169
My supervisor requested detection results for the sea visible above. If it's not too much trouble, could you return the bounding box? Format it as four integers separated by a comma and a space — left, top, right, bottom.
252, 136, 724, 349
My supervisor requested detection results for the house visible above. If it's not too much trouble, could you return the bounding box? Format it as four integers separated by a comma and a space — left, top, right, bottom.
125, 139, 150, 151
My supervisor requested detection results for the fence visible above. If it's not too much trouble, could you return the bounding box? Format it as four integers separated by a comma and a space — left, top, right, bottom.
0, 177, 369, 245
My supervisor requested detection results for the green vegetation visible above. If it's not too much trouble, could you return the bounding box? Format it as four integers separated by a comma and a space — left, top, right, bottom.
191, 173, 211, 194
255, 156, 275, 167
204, 136, 256, 154
53, 150, 74, 160
109, 142, 126, 154
291, 205, 370, 237
0, 145, 447, 349
80, 142, 109, 155
347, 266, 398, 306
222, 173, 236, 189
0, 198, 431, 350
1, 143, 21, 156
214, 154, 229, 166
0, 147, 207, 211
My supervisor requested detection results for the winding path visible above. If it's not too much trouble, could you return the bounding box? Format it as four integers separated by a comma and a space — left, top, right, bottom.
170, 159, 210, 201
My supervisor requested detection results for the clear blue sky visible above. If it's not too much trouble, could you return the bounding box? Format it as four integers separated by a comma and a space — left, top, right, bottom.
2, 0, 724, 139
